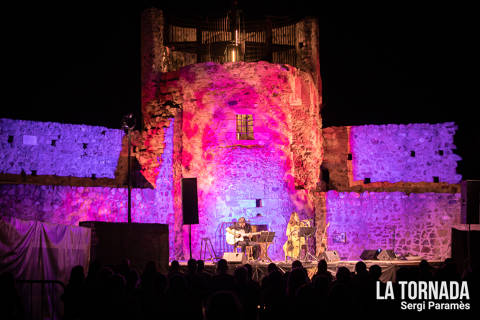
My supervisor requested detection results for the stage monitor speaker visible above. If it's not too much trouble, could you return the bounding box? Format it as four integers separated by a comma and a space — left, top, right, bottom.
320, 250, 340, 262
222, 252, 246, 264
461, 180, 480, 224
377, 249, 397, 261
182, 178, 199, 225
360, 249, 379, 260
452, 226, 480, 273
79, 221, 169, 274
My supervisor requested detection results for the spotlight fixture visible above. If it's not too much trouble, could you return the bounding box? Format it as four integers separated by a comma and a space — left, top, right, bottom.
121, 113, 136, 132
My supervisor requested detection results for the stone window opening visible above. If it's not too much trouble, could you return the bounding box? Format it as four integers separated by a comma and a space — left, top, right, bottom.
236, 114, 254, 140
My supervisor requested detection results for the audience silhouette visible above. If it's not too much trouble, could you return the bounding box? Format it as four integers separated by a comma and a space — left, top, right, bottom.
3, 257, 477, 319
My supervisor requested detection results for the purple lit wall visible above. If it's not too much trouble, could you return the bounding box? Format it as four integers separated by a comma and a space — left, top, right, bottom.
325, 191, 461, 260
350, 123, 462, 183
152, 120, 175, 258
0, 119, 177, 257
0, 118, 124, 178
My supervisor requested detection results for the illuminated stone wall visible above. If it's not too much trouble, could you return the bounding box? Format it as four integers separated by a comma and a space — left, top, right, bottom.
140, 9, 325, 260
0, 119, 177, 258
145, 62, 322, 260
1, 58, 325, 261
0, 60, 323, 262
350, 123, 461, 184
322, 124, 461, 193
321, 124, 462, 260
2, 8, 463, 263
0, 184, 158, 225
0, 118, 123, 178
325, 191, 461, 260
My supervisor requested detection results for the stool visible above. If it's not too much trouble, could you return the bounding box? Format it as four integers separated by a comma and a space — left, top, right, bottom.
245, 246, 254, 261
200, 237, 216, 262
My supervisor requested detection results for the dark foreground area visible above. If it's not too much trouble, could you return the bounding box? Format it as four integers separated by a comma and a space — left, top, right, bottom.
1, 258, 478, 319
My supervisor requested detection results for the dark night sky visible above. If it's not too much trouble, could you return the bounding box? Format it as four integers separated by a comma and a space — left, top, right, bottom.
2, 1, 477, 179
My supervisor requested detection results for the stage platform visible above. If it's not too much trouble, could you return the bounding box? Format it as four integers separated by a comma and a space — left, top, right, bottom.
177, 259, 444, 282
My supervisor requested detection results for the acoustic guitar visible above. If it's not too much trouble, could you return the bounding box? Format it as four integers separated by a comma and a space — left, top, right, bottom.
226, 229, 262, 245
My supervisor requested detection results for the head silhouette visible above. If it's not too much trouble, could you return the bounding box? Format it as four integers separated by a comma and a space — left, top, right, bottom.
69, 265, 85, 285
216, 259, 229, 274
197, 260, 205, 272
292, 260, 303, 269
355, 261, 367, 275
187, 259, 197, 273
170, 260, 180, 273
369, 264, 382, 281
317, 259, 328, 273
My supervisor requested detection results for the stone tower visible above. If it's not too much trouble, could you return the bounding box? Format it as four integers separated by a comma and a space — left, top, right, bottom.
139, 8, 323, 259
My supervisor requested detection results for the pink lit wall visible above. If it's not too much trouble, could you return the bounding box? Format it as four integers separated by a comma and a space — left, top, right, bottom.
160, 62, 322, 260
0, 184, 158, 224
325, 191, 461, 260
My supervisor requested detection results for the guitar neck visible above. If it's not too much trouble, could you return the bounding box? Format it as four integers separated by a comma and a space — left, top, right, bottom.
230, 230, 262, 235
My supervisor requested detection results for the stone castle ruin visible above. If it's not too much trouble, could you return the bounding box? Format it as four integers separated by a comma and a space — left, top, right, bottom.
0, 8, 462, 261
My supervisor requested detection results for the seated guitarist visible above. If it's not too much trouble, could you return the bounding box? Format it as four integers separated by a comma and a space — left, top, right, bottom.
226, 217, 260, 259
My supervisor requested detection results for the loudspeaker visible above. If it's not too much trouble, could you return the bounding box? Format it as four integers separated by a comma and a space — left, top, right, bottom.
461, 180, 480, 224
222, 252, 246, 264
360, 249, 379, 260
377, 249, 397, 261
182, 178, 199, 225
452, 226, 480, 272
320, 250, 340, 262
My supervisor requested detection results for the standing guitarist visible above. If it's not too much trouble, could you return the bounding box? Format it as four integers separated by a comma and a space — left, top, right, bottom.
226, 217, 260, 259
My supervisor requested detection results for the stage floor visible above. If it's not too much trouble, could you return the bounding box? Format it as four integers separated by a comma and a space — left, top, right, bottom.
178, 259, 444, 282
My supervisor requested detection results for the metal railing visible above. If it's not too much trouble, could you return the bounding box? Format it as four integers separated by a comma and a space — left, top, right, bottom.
16, 279, 65, 320
165, 13, 300, 66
